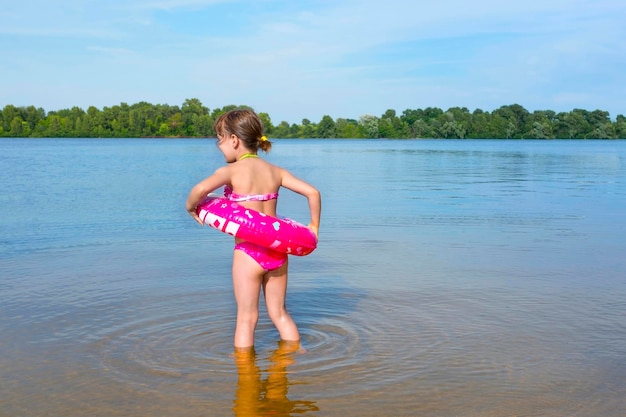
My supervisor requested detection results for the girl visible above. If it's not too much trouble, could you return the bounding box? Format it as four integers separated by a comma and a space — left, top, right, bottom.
186, 109, 321, 349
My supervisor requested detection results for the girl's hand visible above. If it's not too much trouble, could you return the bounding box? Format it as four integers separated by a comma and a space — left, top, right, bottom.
308, 224, 319, 240
188, 208, 204, 225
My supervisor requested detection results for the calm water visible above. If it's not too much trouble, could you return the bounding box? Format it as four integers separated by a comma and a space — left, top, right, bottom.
1, 138, 625, 416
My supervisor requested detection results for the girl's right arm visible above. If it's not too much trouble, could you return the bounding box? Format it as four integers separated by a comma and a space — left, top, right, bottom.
186, 166, 231, 225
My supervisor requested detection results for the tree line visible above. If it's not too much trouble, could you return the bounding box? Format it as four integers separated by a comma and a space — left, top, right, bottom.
1, 98, 625, 139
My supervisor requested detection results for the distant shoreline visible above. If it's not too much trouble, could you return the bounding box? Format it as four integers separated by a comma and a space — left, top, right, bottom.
2, 100, 625, 139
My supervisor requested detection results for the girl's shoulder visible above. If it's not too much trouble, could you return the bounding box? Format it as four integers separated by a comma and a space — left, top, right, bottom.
212, 164, 235, 182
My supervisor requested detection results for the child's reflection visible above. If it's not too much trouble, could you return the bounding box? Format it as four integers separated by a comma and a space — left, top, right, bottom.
233, 341, 319, 416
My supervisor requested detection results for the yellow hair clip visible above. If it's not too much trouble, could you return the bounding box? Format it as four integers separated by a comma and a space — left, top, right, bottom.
260, 135, 268, 142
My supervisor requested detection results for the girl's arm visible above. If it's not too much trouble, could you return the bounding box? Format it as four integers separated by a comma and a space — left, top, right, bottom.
186, 166, 231, 225
280, 169, 321, 238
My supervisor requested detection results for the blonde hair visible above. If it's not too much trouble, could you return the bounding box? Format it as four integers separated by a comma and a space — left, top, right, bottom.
214, 109, 271, 152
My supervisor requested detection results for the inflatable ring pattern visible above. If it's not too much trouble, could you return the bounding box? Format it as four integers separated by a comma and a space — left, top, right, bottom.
196, 195, 317, 256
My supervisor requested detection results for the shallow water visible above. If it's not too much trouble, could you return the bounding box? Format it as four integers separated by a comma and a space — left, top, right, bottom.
1, 138, 625, 416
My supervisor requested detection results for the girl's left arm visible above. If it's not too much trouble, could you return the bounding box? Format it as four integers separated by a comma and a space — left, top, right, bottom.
280, 169, 321, 238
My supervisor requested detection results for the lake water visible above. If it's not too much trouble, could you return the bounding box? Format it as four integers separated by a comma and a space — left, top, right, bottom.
1, 138, 625, 416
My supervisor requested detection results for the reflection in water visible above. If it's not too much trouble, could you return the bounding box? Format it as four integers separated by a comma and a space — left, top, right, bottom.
233, 341, 319, 416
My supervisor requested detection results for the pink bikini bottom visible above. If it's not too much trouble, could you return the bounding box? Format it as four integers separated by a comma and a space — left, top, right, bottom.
234, 241, 288, 271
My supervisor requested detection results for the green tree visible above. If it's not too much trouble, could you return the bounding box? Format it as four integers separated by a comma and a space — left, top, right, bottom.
317, 115, 336, 138
411, 119, 435, 138
421, 107, 444, 138
587, 109, 612, 139
379, 109, 408, 138
359, 114, 379, 138
274, 121, 291, 138
564, 110, 589, 138
258, 112, 274, 136
167, 112, 183, 136
436, 109, 468, 138
1, 105, 19, 134
23, 106, 46, 133
615, 115, 626, 138
527, 111, 554, 139
492, 105, 530, 138
158, 122, 170, 136
9, 116, 30, 137
289, 123, 300, 137
182, 98, 209, 136
379, 109, 396, 138
400, 109, 421, 134
469, 109, 491, 138
553, 112, 574, 139
301, 118, 316, 137
439, 120, 466, 138
195, 114, 214, 136
335, 118, 361, 138
46, 115, 69, 137
400, 109, 436, 138
127, 101, 156, 137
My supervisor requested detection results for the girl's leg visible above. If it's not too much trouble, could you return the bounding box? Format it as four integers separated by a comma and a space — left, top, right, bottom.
262, 259, 300, 342
232, 250, 264, 348
232, 347, 260, 417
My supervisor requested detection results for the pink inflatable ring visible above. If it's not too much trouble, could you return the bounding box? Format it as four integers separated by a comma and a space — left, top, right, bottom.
196, 194, 317, 256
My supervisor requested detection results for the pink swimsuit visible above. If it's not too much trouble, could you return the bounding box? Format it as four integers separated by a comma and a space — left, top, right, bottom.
224, 186, 287, 271
224, 186, 279, 202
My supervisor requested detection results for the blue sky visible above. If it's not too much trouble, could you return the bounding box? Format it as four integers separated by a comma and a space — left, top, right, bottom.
1, 0, 625, 123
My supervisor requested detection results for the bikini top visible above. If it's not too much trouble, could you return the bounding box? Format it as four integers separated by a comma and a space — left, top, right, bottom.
224, 185, 278, 202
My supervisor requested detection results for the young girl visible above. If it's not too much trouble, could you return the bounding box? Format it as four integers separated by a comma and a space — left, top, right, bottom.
186, 109, 321, 349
